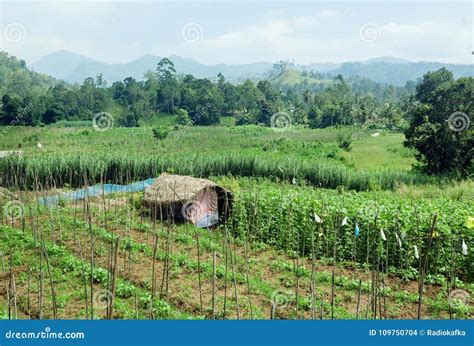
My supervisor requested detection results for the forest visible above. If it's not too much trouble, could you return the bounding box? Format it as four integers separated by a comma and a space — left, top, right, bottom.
0, 52, 414, 129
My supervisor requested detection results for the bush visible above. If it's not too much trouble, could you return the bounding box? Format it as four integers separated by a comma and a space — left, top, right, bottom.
152, 127, 171, 140
176, 109, 192, 126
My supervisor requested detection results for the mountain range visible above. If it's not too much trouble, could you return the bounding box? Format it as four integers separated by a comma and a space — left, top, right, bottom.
30, 50, 474, 87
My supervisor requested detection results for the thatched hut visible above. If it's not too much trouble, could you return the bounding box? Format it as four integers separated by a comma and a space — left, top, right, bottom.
143, 173, 232, 228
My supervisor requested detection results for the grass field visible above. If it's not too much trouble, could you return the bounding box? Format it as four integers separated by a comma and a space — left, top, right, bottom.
343, 133, 416, 171
0, 123, 408, 171
0, 124, 472, 320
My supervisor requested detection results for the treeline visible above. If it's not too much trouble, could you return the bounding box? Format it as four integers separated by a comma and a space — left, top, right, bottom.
1, 52, 415, 129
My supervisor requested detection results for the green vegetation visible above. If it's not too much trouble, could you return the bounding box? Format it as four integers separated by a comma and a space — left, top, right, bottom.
0, 126, 439, 191
404, 68, 473, 176
0, 51, 472, 321
1, 49, 471, 175
224, 177, 473, 281
1, 177, 472, 320
152, 126, 171, 141
347, 133, 416, 171
0, 51, 419, 131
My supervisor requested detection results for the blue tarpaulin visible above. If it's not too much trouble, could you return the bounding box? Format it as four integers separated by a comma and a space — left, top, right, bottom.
39, 178, 156, 206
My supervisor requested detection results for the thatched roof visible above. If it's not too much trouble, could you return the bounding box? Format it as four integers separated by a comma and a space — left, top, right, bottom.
143, 174, 233, 224
144, 173, 227, 204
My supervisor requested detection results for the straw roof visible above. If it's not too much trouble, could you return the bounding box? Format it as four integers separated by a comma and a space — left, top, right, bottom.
144, 173, 227, 204
143, 173, 232, 223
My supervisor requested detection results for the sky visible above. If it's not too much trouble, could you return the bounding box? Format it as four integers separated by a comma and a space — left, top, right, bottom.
0, 0, 472, 66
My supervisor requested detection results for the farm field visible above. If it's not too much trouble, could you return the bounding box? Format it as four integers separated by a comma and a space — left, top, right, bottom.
0, 125, 472, 320
0, 123, 405, 170
0, 125, 435, 190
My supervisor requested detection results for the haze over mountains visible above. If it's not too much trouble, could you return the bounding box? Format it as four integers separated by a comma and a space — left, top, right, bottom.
31, 50, 474, 87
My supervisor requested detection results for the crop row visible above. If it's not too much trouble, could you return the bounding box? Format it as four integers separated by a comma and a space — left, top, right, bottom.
221, 178, 473, 281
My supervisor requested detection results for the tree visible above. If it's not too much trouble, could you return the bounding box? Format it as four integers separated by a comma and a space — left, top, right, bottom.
415, 68, 453, 104
188, 79, 223, 125
156, 58, 176, 80
0, 94, 21, 124
269, 60, 292, 78
405, 70, 473, 176
256, 80, 280, 124
156, 58, 179, 113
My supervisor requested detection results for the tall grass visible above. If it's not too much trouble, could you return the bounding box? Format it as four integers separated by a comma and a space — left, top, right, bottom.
0, 152, 439, 191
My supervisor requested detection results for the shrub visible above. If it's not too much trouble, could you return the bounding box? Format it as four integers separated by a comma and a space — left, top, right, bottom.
152, 127, 171, 140
176, 109, 192, 126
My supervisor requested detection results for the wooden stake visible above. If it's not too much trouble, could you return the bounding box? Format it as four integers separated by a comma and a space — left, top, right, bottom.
417, 213, 437, 320
196, 230, 203, 316
109, 237, 120, 320
356, 279, 362, 319
212, 250, 216, 319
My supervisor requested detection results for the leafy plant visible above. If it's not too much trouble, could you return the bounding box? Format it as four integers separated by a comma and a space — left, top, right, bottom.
116, 282, 136, 299
152, 127, 171, 140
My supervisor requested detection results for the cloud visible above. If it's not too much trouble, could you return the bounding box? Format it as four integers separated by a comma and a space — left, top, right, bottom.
318, 10, 340, 18
377, 21, 471, 62
179, 15, 471, 64
1, 2, 471, 65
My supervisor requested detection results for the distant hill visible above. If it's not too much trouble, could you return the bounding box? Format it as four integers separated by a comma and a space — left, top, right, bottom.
30, 50, 94, 81
30, 50, 474, 86
361, 56, 411, 65
331, 61, 474, 86
272, 69, 332, 87
31, 51, 272, 84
